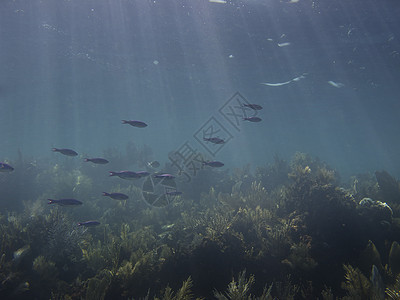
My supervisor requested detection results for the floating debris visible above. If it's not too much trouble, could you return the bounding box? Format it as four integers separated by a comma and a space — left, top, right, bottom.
277, 42, 291, 47
261, 73, 306, 87
261, 80, 292, 87
209, 0, 227, 3
328, 81, 345, 88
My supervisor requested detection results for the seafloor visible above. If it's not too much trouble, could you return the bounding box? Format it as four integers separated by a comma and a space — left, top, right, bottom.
1, 148, 400, 299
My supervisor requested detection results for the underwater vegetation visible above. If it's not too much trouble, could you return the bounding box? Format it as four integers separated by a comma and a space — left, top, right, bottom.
1, 149, 400, 299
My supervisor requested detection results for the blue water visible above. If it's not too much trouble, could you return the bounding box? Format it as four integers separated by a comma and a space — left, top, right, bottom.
1, 0, 400, 180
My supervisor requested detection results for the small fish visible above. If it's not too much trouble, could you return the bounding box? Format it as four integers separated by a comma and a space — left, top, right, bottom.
243, 117, 262, 122
102, 192, 129, 200
242, 104, 263, 110
52, 148, 78, 156
84, 158, 109, 164
203, 137, 225, 144
78, 221, 100, 227
48, 198, 83, 206
136, 171, 150, 178
0, 162, 14, 172
109, 171, 141, 179
154, 173, 175, 180
165, 191, 182, 196
203, 161, 225, 168
122, 120, 148, 128
147, 161, 160, 168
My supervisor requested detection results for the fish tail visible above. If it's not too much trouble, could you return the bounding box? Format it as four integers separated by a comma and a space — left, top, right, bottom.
77, 222, 83, 226
47, 199, 55, 204
109, 172, 116, 176
84, 158, 90, 162
51, 148, 58, 152
102, 192, 109, 196
121, 120, 127, 124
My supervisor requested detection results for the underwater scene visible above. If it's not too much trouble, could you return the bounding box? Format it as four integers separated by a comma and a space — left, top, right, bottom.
1, 0, 400, 299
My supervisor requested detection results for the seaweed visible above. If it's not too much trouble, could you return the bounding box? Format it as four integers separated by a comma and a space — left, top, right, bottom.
214, 270, 273, 300
3, 150, 400, 298
341, 264, 371, 299
386, 274, 400, 299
